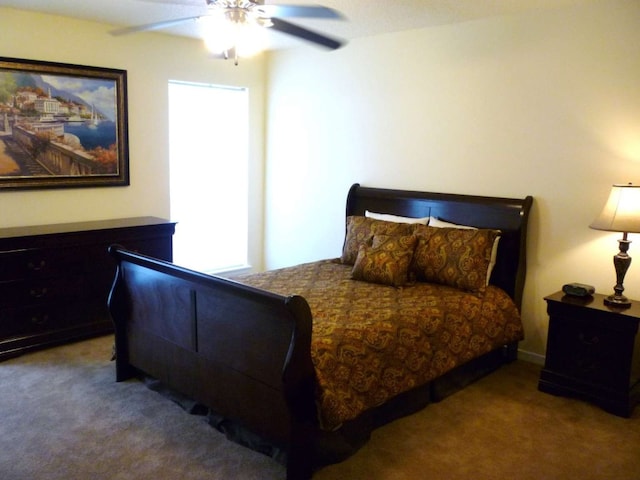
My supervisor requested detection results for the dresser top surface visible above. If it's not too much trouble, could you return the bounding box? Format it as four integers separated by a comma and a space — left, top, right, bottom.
0, 217, 175, 240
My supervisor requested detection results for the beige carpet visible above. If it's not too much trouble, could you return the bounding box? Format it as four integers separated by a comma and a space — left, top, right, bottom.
0, 335, 638, 480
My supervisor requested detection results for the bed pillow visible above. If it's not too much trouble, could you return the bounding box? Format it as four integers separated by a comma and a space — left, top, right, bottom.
428, 217, 477, 229
365, 210, 430, 224
351, 234, 417, 287
427, 218, 501, 285
411, 226, 501, 293
341, 216, 415, 265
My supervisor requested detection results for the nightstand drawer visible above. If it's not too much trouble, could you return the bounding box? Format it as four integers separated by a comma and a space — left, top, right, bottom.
546, 317, 630, 389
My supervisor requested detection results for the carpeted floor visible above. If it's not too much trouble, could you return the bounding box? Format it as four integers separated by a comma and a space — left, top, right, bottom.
0, 335, 638, 479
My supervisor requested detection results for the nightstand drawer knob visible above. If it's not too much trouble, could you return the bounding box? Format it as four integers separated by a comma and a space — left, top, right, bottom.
579, 333, 599, 345
576, 358, 596, 373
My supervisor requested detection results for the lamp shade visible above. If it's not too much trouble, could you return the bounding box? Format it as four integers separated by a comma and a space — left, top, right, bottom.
590, 184, 640, 234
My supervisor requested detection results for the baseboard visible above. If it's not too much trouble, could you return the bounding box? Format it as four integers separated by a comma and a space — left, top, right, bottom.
517, 349, 545, 366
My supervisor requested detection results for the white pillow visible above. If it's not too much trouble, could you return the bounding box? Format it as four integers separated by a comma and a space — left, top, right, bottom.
429, 217, 500, 285
428, 217, 477, 229
365, 210, 430, 224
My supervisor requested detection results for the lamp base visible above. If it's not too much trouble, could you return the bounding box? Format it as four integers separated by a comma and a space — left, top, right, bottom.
605, 234, 633, 309
604, 294, 632, 308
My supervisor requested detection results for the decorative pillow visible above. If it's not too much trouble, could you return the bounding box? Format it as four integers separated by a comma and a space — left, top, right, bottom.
351, 234, 417, 287
341, 216, 415, 265
426, 219, 501, 285
365, 210, 430, 224
411, 227, 501, 293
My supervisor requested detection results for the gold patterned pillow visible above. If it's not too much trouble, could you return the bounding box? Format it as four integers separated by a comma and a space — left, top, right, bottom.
412, 226, 501, 293
341, 216, 415, 265
351, 234, 417, 287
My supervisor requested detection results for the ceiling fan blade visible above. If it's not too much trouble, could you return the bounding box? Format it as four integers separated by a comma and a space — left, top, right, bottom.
110, 16, 204, 36
269, 18, 344, 50
255, 5, 343, 19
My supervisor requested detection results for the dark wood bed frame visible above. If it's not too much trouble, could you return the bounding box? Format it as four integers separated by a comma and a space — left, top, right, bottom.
107, 184, 533, 479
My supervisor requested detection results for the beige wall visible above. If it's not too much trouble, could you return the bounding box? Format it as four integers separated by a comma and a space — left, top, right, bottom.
0, 8, 266, 270
264, 0, 640, 360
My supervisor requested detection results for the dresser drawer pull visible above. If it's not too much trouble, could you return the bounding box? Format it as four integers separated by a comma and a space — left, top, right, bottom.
29, 287, 48, 299
31, 314, 49, 326
578, 333, 599, 345
27, 260, 46, 271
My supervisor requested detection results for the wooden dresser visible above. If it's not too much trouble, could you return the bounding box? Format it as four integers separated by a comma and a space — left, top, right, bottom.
0, 217, 176, 360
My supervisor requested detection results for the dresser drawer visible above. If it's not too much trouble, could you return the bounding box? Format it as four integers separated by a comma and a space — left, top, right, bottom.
0, 274, 87, 308
0, 303, 88, 339
0, 247, 86, 281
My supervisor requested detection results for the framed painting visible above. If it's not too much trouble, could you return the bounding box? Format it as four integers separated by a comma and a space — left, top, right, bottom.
0, 57, 129, 189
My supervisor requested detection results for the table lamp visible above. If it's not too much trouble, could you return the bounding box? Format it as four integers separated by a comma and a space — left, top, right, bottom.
590, 183, 640, 308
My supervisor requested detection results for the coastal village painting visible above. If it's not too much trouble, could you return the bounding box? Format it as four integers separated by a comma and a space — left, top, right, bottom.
0, 58, 128, 189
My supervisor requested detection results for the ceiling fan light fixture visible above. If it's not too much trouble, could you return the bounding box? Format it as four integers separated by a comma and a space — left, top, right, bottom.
201, 13, 236, 53
233, 24, 268, 57
201, 10, 265, 59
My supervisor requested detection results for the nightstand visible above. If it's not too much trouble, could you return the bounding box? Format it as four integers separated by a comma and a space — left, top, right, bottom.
538, 291, 640, 417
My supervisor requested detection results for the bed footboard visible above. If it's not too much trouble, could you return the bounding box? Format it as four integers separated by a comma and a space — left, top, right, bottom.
107, 246, 317, 480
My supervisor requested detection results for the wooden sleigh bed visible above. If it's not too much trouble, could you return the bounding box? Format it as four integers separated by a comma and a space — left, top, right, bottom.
107, 184, 533, 479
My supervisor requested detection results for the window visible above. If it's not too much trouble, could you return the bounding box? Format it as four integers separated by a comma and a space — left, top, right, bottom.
168, 81, 249, 273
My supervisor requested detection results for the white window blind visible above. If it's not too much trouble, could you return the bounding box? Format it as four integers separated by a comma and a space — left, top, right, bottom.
168, 80, 249, 273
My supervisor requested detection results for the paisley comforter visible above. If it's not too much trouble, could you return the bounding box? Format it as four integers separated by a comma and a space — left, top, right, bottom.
236, 259, 523, 430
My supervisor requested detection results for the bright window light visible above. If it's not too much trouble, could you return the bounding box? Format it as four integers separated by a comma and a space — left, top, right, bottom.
168, 80, 249, 273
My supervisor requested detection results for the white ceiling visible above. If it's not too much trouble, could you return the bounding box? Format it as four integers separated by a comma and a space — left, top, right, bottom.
0, 0, 599, 51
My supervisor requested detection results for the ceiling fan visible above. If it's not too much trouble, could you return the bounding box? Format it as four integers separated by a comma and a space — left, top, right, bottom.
110, 0, 346, 64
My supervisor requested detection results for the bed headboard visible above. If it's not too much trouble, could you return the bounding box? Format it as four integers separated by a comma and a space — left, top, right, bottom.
345, 184, 533, 309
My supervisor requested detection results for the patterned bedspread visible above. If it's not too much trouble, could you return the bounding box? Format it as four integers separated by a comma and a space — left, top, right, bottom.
235, 259, 523, 430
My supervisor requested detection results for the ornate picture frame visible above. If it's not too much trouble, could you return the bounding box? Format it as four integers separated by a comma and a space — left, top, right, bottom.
0, 57, 129, 189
